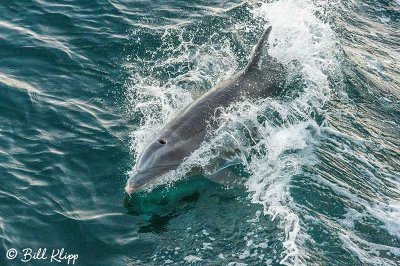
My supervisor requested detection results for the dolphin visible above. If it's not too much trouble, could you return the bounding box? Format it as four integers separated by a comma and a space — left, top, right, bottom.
126, 26, 285, 194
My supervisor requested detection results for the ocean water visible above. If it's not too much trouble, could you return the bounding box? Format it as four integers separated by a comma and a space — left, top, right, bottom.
1, 0, 399, 265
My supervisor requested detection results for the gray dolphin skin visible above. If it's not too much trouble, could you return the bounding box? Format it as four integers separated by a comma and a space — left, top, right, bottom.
126, 26, 285, 194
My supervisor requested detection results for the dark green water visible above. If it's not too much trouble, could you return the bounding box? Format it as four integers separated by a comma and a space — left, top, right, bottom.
1, 0, 399, 265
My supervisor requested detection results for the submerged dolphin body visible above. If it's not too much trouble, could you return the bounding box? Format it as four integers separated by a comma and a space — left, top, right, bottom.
126, 26, 285, 194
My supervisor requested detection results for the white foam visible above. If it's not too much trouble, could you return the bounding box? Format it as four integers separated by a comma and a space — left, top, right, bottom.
183, 255, 202, 263
340, 233, 400, 266
240, 1, 340, 264
126, 0, 342, 264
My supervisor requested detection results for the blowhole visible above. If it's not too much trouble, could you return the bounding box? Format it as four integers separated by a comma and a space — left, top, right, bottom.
158, 139, 167, 145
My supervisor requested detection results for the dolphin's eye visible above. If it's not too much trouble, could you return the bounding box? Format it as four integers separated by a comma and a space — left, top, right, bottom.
158, 139, 167, 145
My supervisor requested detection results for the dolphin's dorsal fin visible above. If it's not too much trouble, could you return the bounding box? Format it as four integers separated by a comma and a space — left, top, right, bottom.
245, 26, 272, 72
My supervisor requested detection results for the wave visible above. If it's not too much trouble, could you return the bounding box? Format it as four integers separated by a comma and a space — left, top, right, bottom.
125, 0, 400, 265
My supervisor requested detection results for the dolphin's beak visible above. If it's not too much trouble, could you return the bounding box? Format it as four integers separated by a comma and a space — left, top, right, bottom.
125, 182, 136, 194
125, 164, 180, 194
125, 171, 155, 195
125, 172, 142, 195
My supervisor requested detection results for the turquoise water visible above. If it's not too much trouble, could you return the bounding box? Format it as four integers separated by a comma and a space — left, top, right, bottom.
1, 0, 399, 265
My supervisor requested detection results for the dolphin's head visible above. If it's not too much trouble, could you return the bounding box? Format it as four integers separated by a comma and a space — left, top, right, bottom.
125, 137, 183, 194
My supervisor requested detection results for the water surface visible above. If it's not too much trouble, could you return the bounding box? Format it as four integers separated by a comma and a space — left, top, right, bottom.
0, 0, 399, 265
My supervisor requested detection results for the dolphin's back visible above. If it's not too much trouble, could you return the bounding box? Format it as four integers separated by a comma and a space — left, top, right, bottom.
159, 26, 285, 154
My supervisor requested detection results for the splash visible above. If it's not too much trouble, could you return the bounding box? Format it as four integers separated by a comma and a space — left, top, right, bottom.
125, 0, 342, 264
220, 1, 340, 264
